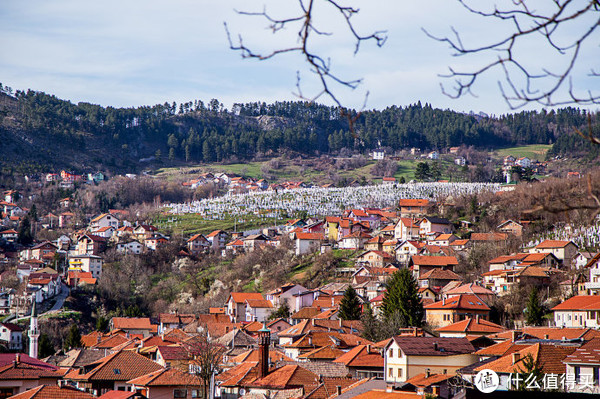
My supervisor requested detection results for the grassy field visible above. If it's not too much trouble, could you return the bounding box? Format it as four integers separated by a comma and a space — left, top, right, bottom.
493, 144, 552, 161
156, 156, 462, 186
154, 213, 280, 236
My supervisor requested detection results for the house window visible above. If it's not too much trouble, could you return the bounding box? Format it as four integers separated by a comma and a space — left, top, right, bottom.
389, 349, 394, 358
192, 390, 200, 398
174, 389, 187, 398
574, 367, 580, 382
398, 368, 403, 378
389, 367, 393, 377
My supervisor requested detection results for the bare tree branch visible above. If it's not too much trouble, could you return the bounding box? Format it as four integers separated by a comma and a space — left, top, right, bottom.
425, 0, 600, 109
225, 0, 387, 109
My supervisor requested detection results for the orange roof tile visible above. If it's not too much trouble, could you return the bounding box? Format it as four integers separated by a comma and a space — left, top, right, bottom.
435, 318, 505, 334
424, 294, 490, 311
551, 295, 600, 311
229, 292, 264, 304
411, 255, 458, 266
127, 367, 201, 387
477, 343, 575, 374
10, 385, 95, 399
70, 351, 163, 382
535, 239, 575, 249
333, 344, 383, 367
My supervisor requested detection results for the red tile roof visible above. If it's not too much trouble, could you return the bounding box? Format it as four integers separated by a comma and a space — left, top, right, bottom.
247, 364, 318, 389
411, 255, 459, 266
551, 295, 600, 311
10, 385, 95, 399
535, 240, 575, 249
229, 292, 265, 304
563, 338, 600, 365
435, 318, 505, 334
111, 317, 153, 330
333, 344, 383, 367
390, 336, 475, 356
477, 343, 575, 374
69, 351, 163, 382
424, 294, 490, 311
398, 199, 430, 207
127, 367, 201, 386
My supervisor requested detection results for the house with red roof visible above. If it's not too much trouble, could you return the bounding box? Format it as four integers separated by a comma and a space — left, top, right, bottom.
0, 355, 63, 397
333, 344, 384, 379
552, 295, 600, 328
186, 233, 210, 255
394, 218, 421, 241
424, 294, 491, 328
10, 384, 96, 399
127, 367, 202, 399
356, 250, 396, 268
293, 232, 325, 256
384, 336, 477, 384
435, 317, 505, 338
398, 199, 431, 217
409, 255, 458, 279
109, 317, 155, 338
532, 239, 578, 266
66, 350, 163, 395
226, 292, 266, 323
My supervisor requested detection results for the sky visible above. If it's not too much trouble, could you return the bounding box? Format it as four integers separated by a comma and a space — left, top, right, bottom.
1, 0, 598, 115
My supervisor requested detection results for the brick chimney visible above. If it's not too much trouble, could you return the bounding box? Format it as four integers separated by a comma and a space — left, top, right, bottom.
258, 323, 270, 379
512, 353, 520, 364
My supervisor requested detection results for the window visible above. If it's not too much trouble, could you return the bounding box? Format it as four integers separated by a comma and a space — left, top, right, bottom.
174, 389, 187, 398
389, 367, 393, 377
113, 369, 121, 375
192, 390, 200, 398
398, 368, 403, 378
574, 367, 581, 382
389, 349, 394, 358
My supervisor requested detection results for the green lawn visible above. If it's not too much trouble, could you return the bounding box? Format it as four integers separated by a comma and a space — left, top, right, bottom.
493, 144, 552, 161
154, 213, 279, 236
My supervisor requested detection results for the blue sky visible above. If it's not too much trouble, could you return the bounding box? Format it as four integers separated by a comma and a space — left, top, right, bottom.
1, 0, 598, 115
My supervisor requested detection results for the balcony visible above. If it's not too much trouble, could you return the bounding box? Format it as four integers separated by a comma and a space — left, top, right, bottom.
584, 281, 600, 290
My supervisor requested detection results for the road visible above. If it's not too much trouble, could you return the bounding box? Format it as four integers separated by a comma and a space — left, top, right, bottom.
47, 283, 69, 313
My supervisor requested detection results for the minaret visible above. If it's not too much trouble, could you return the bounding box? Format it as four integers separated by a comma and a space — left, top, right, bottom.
29, 300, 39, 359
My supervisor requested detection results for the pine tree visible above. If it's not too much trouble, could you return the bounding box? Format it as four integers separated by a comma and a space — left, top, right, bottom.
339, 286, 361, 320
382, 269, 424, 327
38, 333, 55, 358
17, 216, 33, 245
360, 303, 380, 342
63, 324, 82, 351
525, 287, 544, 326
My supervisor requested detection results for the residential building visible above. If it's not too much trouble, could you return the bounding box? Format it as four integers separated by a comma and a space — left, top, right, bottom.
424, 294, 491, 328
384, 336, 477, 384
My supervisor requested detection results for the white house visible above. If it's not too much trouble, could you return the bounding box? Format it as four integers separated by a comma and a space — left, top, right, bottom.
244, 298, 274, 322
116, 240, 143, 255
0, 323, 23, 350
294, 232, 324, 256
394, 218, 420, 241
90, 213, 119, 232
552, 295, 600, 328
373, 149, 385, 160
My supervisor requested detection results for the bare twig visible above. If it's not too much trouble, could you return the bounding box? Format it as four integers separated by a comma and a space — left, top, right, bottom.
425, 0, 600, 109
225, 0, 387, 110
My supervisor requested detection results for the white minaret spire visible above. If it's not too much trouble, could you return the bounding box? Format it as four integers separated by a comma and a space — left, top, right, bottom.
29, 300, 39, 359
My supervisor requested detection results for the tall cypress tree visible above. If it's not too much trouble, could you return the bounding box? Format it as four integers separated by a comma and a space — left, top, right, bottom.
382, 269, 424, 327
339, 286, 361, 320
525, 287, 544, 326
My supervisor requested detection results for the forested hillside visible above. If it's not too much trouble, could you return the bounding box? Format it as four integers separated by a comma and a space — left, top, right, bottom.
0, 84, 597, 174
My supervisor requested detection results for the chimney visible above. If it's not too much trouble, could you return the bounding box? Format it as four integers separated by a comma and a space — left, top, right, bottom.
336, 386, 342, 395
511, 330, 519, 342
367, 344, 371, 353
308, 337, 313, 346
426, 368, 431, 378
433, 342, 438, 351
544, 334, 549, 339
512, 353, 520, 364
258, 323, 270, 379
96, 334, 102, 344
476, 314, 480, 322
312, 319, 316, 327
15, 353, 20, 364
442, 297, 445, 306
